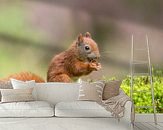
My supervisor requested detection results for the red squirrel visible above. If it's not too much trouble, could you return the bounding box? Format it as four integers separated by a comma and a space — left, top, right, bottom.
0, 32, 101, 83
47, 32, 101, 82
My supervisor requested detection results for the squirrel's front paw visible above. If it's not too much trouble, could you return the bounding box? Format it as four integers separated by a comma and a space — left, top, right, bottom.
96, 63, 102, 70
89, 63, 101, 71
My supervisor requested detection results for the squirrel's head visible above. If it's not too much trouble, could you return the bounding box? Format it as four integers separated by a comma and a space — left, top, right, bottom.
75, 32, 100, 62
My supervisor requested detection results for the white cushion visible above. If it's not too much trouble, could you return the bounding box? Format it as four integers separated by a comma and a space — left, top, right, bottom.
10, 79, 36, 88
55, 101, 112, 117
1, 88, 34, 103
0, 101, 54, 117
35, 83, 80, 105
11, 79, 37, 100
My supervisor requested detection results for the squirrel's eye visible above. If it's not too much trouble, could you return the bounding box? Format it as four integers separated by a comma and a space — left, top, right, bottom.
85, 46, 90, 51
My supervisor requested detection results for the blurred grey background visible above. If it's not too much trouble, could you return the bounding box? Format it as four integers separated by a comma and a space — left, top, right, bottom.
0, 0, 163, 80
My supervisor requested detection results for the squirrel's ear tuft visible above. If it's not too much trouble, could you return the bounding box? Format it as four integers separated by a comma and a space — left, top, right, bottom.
77, 33, 84, 43
84, 32, 91, 38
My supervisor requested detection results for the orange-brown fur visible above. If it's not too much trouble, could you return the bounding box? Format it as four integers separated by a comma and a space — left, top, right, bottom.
47, 32, 101, 82
0, 32, 101, 83
0, 72, 45, 83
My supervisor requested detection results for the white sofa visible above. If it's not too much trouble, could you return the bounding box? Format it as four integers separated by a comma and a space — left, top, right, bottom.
0, 83, 133, 130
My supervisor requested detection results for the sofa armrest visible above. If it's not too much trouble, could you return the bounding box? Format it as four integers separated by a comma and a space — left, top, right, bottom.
117, 101, 134, 129
119, 100, 135, 129
122, 101, 133, 122
119, 89, 135, 124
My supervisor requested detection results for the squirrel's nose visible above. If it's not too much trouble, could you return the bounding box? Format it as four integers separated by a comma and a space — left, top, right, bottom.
88, 53, 100, 61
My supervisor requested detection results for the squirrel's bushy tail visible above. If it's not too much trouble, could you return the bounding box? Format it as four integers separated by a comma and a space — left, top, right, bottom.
0, 72, 45, 83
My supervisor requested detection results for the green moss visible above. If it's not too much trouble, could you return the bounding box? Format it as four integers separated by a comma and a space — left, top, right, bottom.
102, 69, 163, 113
